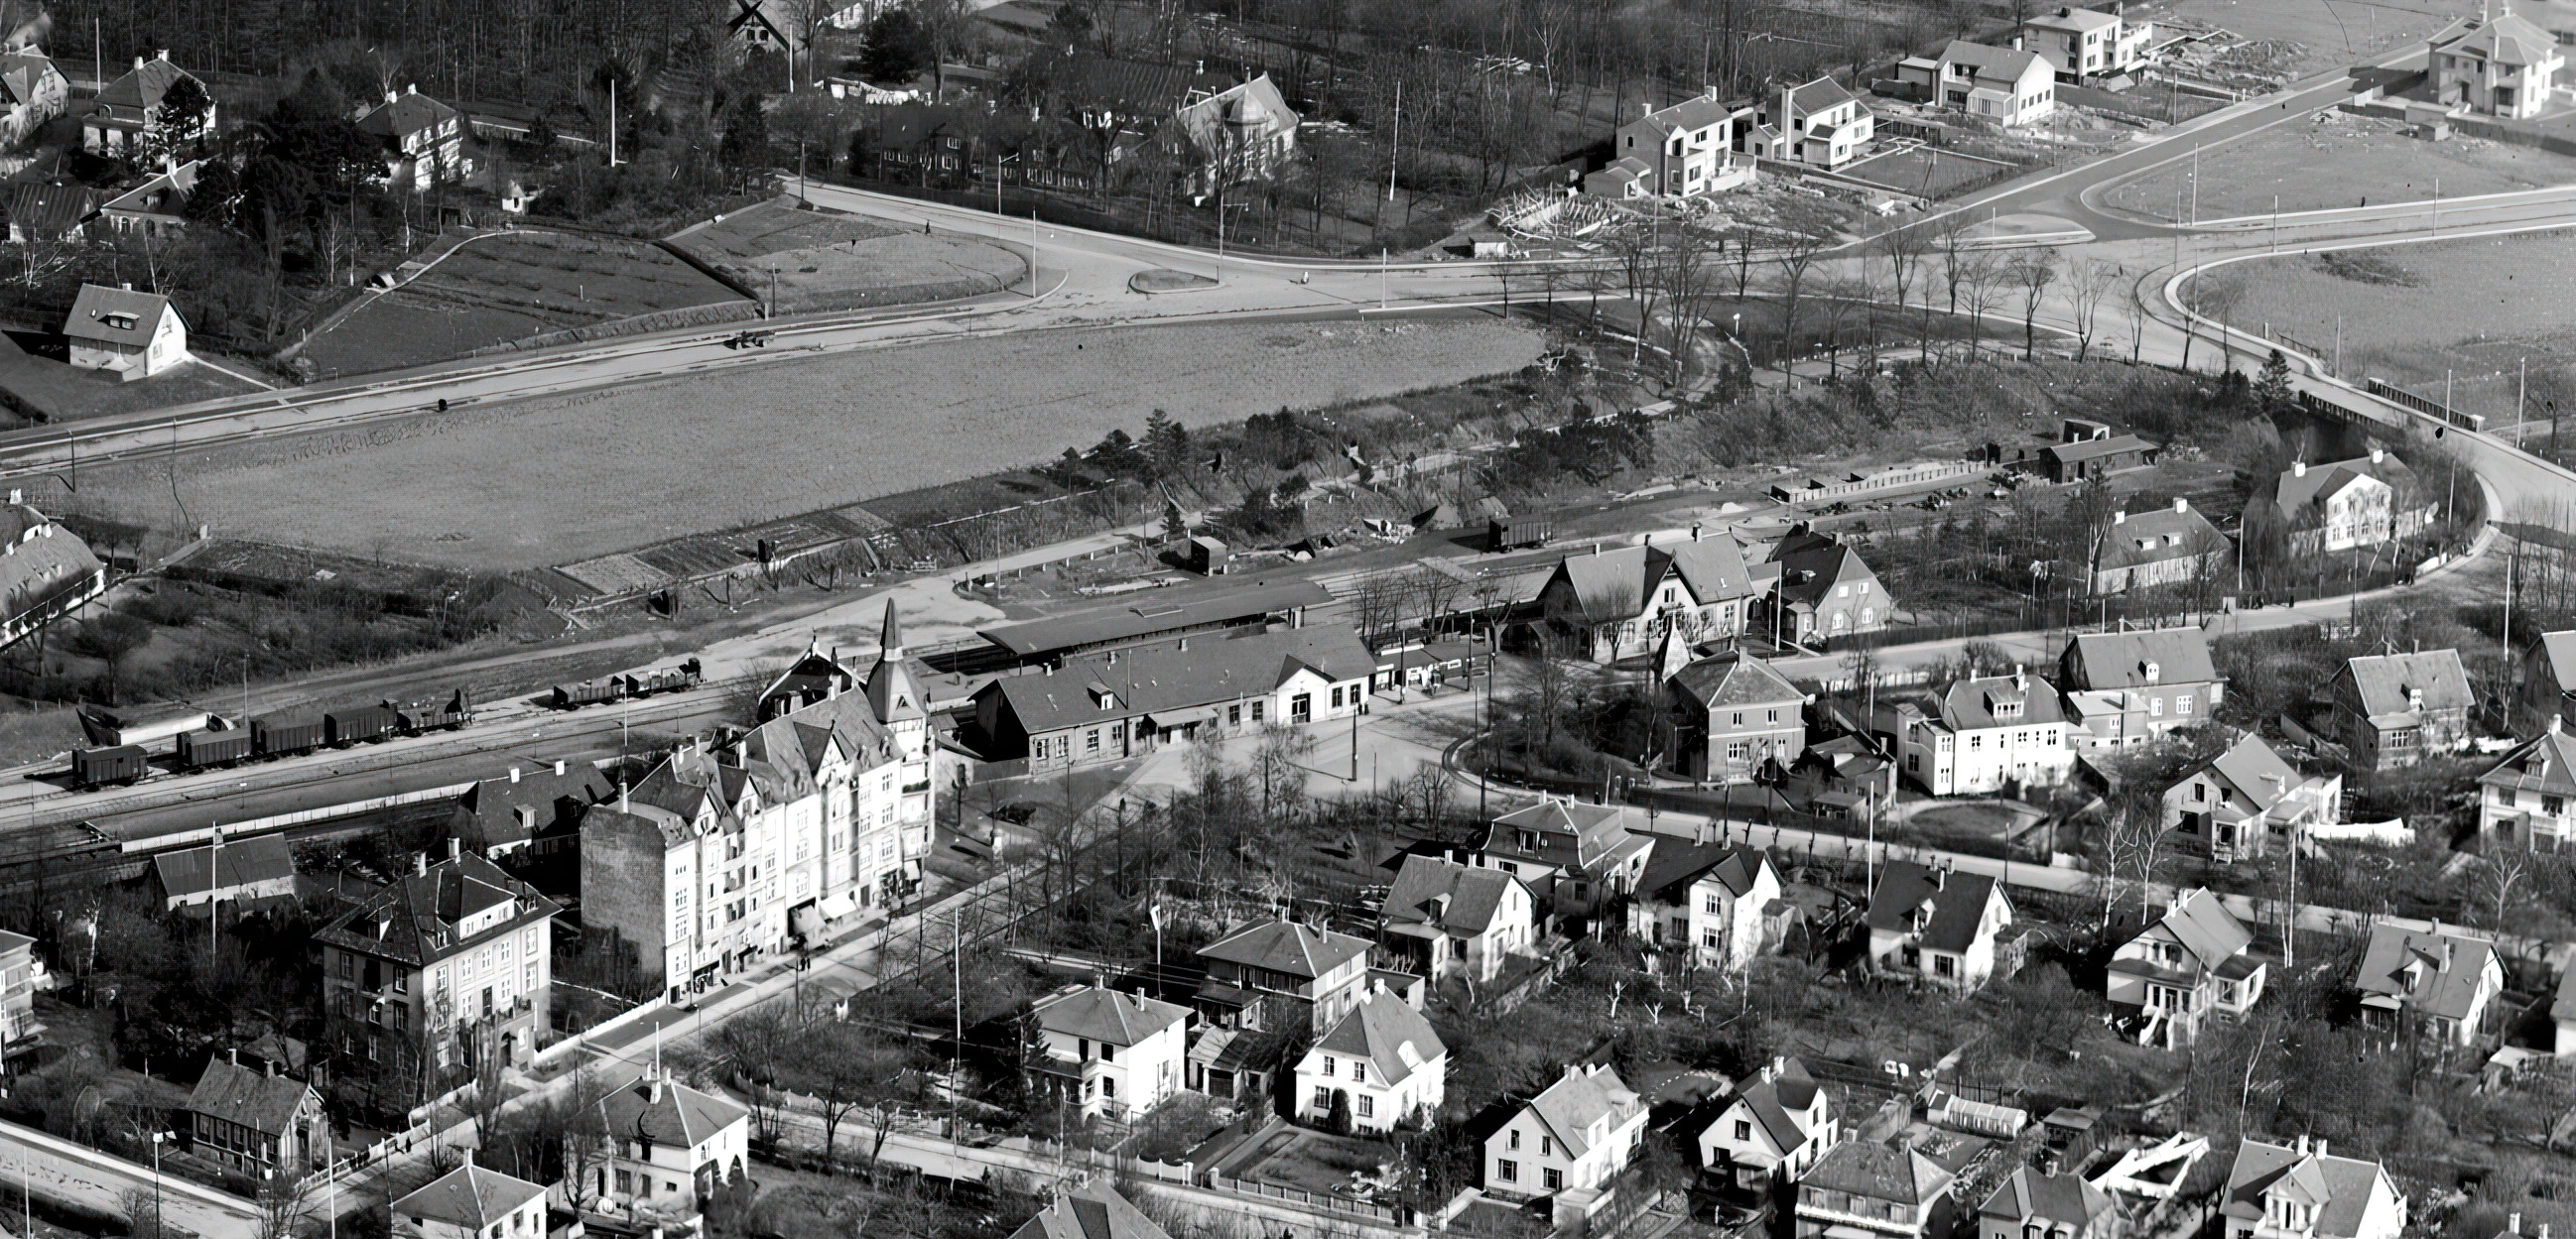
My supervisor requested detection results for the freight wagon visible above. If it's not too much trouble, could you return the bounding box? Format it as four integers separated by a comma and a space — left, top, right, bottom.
551, 679, 623, 710
175, 729, 253, 769
250, 712, 325, 758
392, 689, 474, 733
324, 704, 400, 747
68, 745, 147, 791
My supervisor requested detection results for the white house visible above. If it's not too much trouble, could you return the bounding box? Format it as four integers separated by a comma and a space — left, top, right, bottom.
1587, 90, 1756, 199
2427, 9, 2563, 119
394, 1165, 549, 1239
1292, 983, 1447, 1134
2106, 887, 2266, 1048
1915, 40, 2056, 125
590, 1069, 751, 1221
2274, 450, 2435, 554
2163, 734, 2342, 864
1030, 983, 1191, 1120
1628, 841, 1782, 973
1485, 1063, 1649, 1206
1472, 800, 1655, 922
1696, 1055, 1836, 1189
2220, 1137, 2405, 1239
1865, 859, 2015, 991
1377, 854, 1537, 984
1876, 670, 2073, 796
2016, 5, 2155, 82
2354, 923, 2504, 1049
1743, 77, 1872, 169
2478, 718, 2576, 851
64, 284, 189, 380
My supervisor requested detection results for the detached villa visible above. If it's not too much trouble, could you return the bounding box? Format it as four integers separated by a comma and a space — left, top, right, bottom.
2162, 734, 2342, 864
1588, 90, 1755, 198
1029, 983, 1191, 1121
2427, 8, 2563, 119
1695, 1055, 1837, 1188
1484, 1063, 1649, 1210
1291, 984, 1447, 1134
1865, 859, 2016, 991
2107, 888, 2266, 1048
2221, 1137, 2405, 1239
2355, 922, 2505, 1050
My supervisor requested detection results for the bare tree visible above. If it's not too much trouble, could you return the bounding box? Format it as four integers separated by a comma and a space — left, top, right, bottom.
1873, 222, 1930, 313
1772, 235, 1827, 376
1957, 250, 2006, 361
1352, 571, 1407, 650
2065, 257, 2124, 362
2009, 248, 2059, 361
253, 1169, 316, 1239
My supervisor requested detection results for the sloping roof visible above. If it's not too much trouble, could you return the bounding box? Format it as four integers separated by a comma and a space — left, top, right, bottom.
1522, 1064, 1643, 1160
2356, 923, 2497, 1021
1175, 73, 1298, 146
313, 852, 558, 966
1981, 1167, 2116, 1226
2094, 506, 2227, 572
983, 625, 1375, 736
2553, 956, 2576, 1027
100, 158, 199, 220
96, 55, 196, 110
1637, 93, 1742, 136
2026, 5, 2122, 32
357, 86, 459, 138
1786, 76, 1856, 114
1805, 1139, 1955, 1204
153, 833, 295, 900
0, 507, 100, 622
456, 762, 614, 847
1547, 546, 1661, 625
12, 185, 97, 241
2482, 725, 2576, 799
62, 283, 173, 343
866, 599, 926, 724
1668, 538, 1761, 601
1053, 57, 1230, 115
2276, 453, 2418, 517
1760, 531, 1881, 612
2044, 434, 2158, 465
1314, 989, 1447, 1088
392, 1165, 548, 1231
1487, 800, 1637, 870
1937, 673, 2067, 731
1866, 860, 2004, 954
979, 580, 1332, 658
1199, 919, 1371, 980
1726, 1058, 1822, 1153
2223, 1139, 2393, 1239
599, 1072, 751, 1147
2144, 888, 2252, 970
0, 53, 57, 109
186, 1055, 313, 1137
1669, 654, 1804, 711
2432, 11, 2559, 66
1939, 39, 2049, 80
1636, 841, 1772, 906
1382, 854, 1525, 935
2064, 628, 2220, 689
1010, 1181, 1173, 1239
2203, 734, 2302, 811
2341, 650, 2473, 720
1032, 985, 1189, 1047
2535, 631, 2576, 698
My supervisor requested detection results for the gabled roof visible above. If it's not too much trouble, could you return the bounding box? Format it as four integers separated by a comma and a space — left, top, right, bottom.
1981, 1167, 2116, 1226
2339, 650, 2473, 722
153, 833, 295, 900
2025, 5, 2122, 32
1052, 56, 1232, 115
456, 762, 613, 847
1174, 73, 1298, 145
2044, 434, 2158, 465
186, 1055, 315, 1137
63, 283, 174, 343
1634, 93, 1743, 136
978, 580, 1332, 659
2430, 11, 2560, 66
1805, 1139, 1955, 1204
393, 1165, 548, 1231
357, 86, 459, 138
10, 184, 97, 241
2481, 725, 2576, 799
314, 852, 557, 966
1009, 1181, 1173, 1239
100, 158, 199, 220
1865, 860, 2005, 954
2553, 955, 2576, 1027
1669, 654, 1804, 712
1519, 1064, 1644, 1160
598, 1072, 751, 1147
1636, 841, 1773, 907
2063, 628, 2220, 690
1937, 673, 2066, 731
0, 505, 100, 621
1721, 1058, 1823, 1154
1382, 854, 1527, 935
1313, 989, 1447, 1088
1485, 800, 1638, 870
96, 55, 198, 110
981, 626, 1375, 736
2222, 1139, 2394, 1239
2276, 452, 2418, 517
1785, 76, 1856, 114
1546, 545, 1663, 625
2203, 734, 2304, 811
1032, 985, 1189, 1047
1938, 39, 2048, 80
2093, 505, 2227, 571
2533, 631, 2576, 700
2134, 888, 2252, 971
1199, 919, 1371, 980
2355, 923, 2497, 1021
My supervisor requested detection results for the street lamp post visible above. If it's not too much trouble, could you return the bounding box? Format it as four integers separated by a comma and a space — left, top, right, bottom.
150, 1129, 172, 1238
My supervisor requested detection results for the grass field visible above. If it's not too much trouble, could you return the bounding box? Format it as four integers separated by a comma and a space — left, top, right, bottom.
672, 199, 1023, 312
2102, 110, 2576, 220
298, 232, 741, 377
1841, 145, 2024, 198
2152, 0, 2465, 76
72, 317, 1548, 570
2215, 232, 2576, 423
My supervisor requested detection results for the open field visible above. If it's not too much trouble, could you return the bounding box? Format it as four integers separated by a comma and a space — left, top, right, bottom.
298, 231, 741, 377
1839, 144, 2023, 198
69, 317, 1548, 569
2102, 109, 2576, 220
2215, 230, 2576, 422
2144, 0, 2466, 76
671, 198, 1026, 311
0, 332, 265, 424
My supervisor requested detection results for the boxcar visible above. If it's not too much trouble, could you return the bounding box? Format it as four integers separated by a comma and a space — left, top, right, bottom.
551, 679, 623, 710
251, 712, 325, 758
175, 729, 253, 769
69, 745, 147, 790
393, 688, 474, 734
324, 704, 400, 747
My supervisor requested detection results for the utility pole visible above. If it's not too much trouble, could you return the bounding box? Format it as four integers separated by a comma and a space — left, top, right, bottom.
2518, 356, 2528, 447
1387, 80, 1401, 201
609, 79, 619, 167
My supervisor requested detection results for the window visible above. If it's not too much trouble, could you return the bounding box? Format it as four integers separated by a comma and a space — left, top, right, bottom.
1935, 954, 1957, 977
1315, 1085, 1334, 1110
1358, 1095, 1375, 1118
2551, 796, 2568, 815
1540, 1137, 1554, 1157
1086, 729, 1100, 753
1509, 1129, 1521, 1151
1703, 894, 1722, 914
1291, 694, 1312, 723
1497, 1159, 1518, 1182
1102, 1077, 1116, 1098
1229, 704, 1241, 725
1544, 1169, 1565, 1191
1732, 711, 1744, 726
1736, 1120, 1752, 1141
1251, 700, 1264, 722
1703, 930, 1722, 948
1352, 1062, 1367, 1083
615, 1171, 633, 1194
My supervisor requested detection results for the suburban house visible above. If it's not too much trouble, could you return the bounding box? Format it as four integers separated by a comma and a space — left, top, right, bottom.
2016, 5, 2156, 82
394, 1165, 550, 1239
1627, 841, 1783, 973
1796, 1138, 1959, 1239
2554, 965, 2576, 1054
1538, 536, 1764, 663
1979, 1168, 2122, 1239
1484, 1063, 1649, 1208
971, 626, 1375, 772
1865, 859, 2015, 991
1007, 1182, 1173, 1239
150, 832, 298, 912
2085, 502, 2229, 596
1695, 1055, 1836, 1188
2427, 9, 2562, 119
2325, 649, 2474, 772
451, 759, 609, 857
1292, 983, 1447, 1134
592, 1068, 751, 1220
0, 496, 106, 654
2057, 628, 2226, 748
1194, 918, 1373, 1034
2479, 718, 2576, 850
184, 1050, 326, 1177
83, 53, 215, 155
1169, 74, 1299, 193
97, 158, 199, 234
2220, 1136, 2406, 1239
2275, 449, 2436, 553
2518, 631, 2576, 731
8, 182, 96, 242
1912, 40, 2056, 124
1376, 854, 1537, 983
315, 845, 559, 1115
1587, 90, 1756, 198
1668, 653, 1809, 784
1743, 76, 1872, 168
1471, 800, 1655, 922
64, 284, 190, 380
2163, 734, 2343, 863
2355, 923, 2505, 1049
2107, 887, 2267, 1048
1877, 670, 2074, 796
358, 85, 469, 191
0, 51, 66, 148
1753, 527, 1894, 646
0, 930, 41, 1048
1029, 983, 1191, 1121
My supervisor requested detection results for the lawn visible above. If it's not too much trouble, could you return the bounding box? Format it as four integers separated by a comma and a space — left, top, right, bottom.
672, 198, 1024, 312
2211, 232, 2576, 424
67, 317, 1548, 570
297, 231, 742, 377
2102, 110, 2576, 221
0, 331, 268, 424
1839, 146, 2024, 199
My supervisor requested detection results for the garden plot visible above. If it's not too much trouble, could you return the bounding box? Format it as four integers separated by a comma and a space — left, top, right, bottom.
672, 198, 1023, 312
2102, 110, 2576, 220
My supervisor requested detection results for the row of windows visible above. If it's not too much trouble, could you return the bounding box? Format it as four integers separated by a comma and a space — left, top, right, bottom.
1318, 1054, 1367, 1083
1491, 1160, 1564, 1190
1313, 1085, 1378, 1117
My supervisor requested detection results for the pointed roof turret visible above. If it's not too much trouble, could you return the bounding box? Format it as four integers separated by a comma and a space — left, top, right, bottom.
867, 598, 927, 725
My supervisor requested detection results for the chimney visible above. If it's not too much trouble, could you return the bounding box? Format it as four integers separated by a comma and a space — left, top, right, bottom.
448, 837, 460, 860
2511, 1215, 2523, 1236
228, 1047, 237, 1065
2293, 459, 2307, 477
1593, 544, 1602, 555
2113, 510, 2125, 525
2295, 1135, 2309, 1156
2315, 1139, 2327, 1158
1564, 1064, 1582, 1081
2552, 714, 2564, 734
555, 760, 567, 776
414, 853, 428, 876
1178, 637, 1188, 652
386, 89, 398, 105
618, 782, 630, 813
2173, 497, 2189, 514
509, 766, 521, 784
2370, 445, 2384, 464
407, 82, 417, 94
133, 56, 144, 70
648, 1074, 665, 1103
265, 1058, 276, 1078
5, 489, 16, 505
2011, 34, 2023, 49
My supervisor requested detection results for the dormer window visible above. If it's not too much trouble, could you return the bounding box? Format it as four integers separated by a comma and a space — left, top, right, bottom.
100, 312, 137, 331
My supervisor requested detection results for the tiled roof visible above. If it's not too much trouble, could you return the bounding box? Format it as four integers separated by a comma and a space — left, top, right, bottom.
1199, 919, 1370, 979
2062, 628, 2219, 690
2276, 452, 2419, 517
2093, 505, 2227, 572
1053, 57, 1230, 114
1866, 860, 2004, 954
1981, 1167, 2115, 1226
1805, 1139, 1954, 1204
1724, 1058, 1822, 1153
2204, 734, 2304, 811
393, 1165, 548, 1231
456, 762, 612, 848
2356, 923, 2496, 1022
1786, 76, 1856, 113
187, 1055, 314, 1137
1939, 39, 2048, 80
1522, 1064, 1643, 1160
598, 1072, 751, 1148
153, 833, 295, 899
1033, 985, 1189, 1047
100, 158, 199, 220
313, 852, 557, 966
1937, 673, 2066, 731
357, 86, 458, 138
2534, 632, 2576, 698
2223, 1139, 2393, 1239
1313, 990, 1446, 1088
2432, 11, 2559, 66
1635, 841, 1771, 906
1669, 654, 1804, 712
2142, 888, 2252, 971
1486, 800, 1636, 870
2340, 650, 2472, 721
982, 625, 1374, 736
978, 580, 1331, 657
96, 56, 197, 110
1382, 854, 1525, 935
0, 506, 100, 623
63, 283, 171, 342
2481, 726, 2576, 799
1010, 1181, 1173, 1239
10, 184, 96, 240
